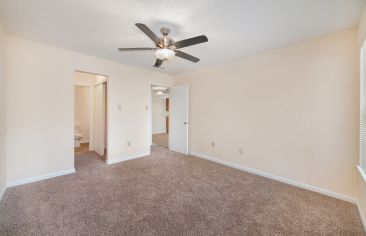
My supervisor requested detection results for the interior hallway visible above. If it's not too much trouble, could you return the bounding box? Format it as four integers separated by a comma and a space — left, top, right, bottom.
0, 146, 364, 235
152, 133, 168, 147
74, 143, 89, 154
74, 143, 105, 162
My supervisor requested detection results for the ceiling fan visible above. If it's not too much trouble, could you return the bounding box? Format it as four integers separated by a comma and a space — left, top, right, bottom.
118, 23, 208, 68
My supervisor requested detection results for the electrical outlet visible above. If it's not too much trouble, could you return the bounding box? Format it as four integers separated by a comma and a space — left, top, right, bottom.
239, 148, 244, 155
127, 141, 131, 147
211, 141, 215, 147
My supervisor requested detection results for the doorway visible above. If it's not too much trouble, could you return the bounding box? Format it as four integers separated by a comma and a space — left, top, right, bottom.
150, 84, 189, 154
74, 71, 108, 163
151, 85, 170, 147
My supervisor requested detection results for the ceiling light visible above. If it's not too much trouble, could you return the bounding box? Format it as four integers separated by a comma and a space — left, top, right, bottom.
152, 86, 169, 91
156, 91, 164, 96
154, 48, 175, 61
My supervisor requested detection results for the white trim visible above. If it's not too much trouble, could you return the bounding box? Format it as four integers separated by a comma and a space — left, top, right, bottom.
0, 185, 6, 202
189, 151, 357, 203
357, 201, 366, 232
358, 165, 366, 183
6, 169, 75, 188
107, 152, 149, 165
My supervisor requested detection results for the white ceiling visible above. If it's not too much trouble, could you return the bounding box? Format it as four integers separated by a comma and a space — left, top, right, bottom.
0, 0, 365, 75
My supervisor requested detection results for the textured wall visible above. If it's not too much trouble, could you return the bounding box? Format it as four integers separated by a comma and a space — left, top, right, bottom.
175, 28, 359, 198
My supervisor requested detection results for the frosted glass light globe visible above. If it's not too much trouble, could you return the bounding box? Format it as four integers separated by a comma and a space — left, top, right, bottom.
154, 48, 175, 61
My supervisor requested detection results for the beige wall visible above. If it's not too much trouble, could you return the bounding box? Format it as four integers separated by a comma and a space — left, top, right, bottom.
6, 35, 173, 183
0, 17, 363, 227
0, 23, 6, 200
175, 28, 359, 198
358, 7, 366, 230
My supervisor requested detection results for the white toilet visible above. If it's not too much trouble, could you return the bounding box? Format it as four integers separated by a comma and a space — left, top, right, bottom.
74, 124, 83, 148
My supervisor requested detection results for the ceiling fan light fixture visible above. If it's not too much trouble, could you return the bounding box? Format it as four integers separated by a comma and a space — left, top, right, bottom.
118, 23, 208, 67
154, 48, 175, 61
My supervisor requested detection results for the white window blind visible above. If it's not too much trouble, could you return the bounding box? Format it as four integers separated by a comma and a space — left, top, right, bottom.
360, 42, 366, 173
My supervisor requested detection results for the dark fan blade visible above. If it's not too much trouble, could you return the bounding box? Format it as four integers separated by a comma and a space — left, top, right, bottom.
154, 59, 164, 67
135, 23, 160, 45
118, 47, 156, 51
174, 50, 200, 63
174, 35, 208, 49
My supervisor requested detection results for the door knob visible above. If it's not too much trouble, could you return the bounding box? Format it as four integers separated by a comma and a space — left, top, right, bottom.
184, 122, 188, 125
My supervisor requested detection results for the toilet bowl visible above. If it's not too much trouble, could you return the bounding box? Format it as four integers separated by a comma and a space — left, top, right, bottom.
74, 124, 83, 148
74, 133, 83, 148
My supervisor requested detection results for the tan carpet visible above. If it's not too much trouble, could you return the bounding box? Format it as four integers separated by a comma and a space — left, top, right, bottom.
0, 146, 364, 235
152, 133, 168, 147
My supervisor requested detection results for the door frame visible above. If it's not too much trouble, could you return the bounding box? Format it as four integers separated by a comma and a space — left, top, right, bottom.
149, 83, 172, 149
149, 83, 189, 154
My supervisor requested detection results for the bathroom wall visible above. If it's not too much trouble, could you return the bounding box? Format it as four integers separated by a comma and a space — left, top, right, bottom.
74, 85, 90, 143
0, 22, 6, 201
6, 35, 173, 184
152, 93, 166, 134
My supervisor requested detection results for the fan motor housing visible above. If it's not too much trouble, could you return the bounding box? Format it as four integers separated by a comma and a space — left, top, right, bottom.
158, 36, 175, 49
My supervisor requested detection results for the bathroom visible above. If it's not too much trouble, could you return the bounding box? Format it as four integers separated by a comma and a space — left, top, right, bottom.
74, 71, 107, 161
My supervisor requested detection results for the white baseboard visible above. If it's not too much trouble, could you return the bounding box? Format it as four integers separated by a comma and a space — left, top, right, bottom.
107, 152, 149, 165
189, 151, 357, 204
6, 169, 76, 188
357, 201, 366, 232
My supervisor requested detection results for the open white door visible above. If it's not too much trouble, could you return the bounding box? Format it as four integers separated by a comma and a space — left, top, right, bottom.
169, 85, 189, 154
93, 83, 106, 156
